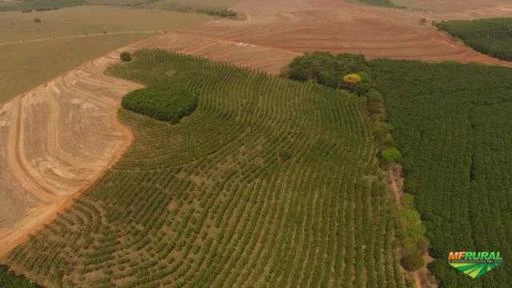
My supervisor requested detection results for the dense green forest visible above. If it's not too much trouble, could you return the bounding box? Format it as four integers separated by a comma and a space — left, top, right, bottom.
0, 265, 41, 288
286, 51, 512, 287
370, 60, 512, 287
438, 18, 512, 61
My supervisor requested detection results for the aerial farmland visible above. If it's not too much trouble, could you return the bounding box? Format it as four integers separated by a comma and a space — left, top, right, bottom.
0, 0, 511, 287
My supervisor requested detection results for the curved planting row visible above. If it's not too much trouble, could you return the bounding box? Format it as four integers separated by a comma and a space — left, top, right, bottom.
5, 50, 406, 288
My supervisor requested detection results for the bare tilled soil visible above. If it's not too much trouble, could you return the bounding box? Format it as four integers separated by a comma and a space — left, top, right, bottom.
136, 32, 301, 75
0, 50, 142, 258
173, 0, 512, 66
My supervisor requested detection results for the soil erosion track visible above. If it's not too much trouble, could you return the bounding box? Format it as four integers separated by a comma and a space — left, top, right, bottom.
0, 50, 143, 259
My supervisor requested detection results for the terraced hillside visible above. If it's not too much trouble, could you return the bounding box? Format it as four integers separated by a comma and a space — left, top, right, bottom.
4, 50, 407, 287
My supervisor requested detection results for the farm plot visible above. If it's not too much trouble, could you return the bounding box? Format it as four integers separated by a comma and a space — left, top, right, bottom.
0, 34, 146, 103
0, 6, 211, 43
0, 6, 212, 103
4, 50, 407, 288
369, 59, 512, 287
180, 0, 512, 68
0, 6, 214, 279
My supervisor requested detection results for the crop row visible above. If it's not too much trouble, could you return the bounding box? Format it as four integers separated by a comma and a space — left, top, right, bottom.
6, 50, 406, 288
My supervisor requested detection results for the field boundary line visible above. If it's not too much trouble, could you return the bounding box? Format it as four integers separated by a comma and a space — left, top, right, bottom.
0, 30, 158, 47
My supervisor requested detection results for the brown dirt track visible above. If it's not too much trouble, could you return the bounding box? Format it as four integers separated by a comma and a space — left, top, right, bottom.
1, 0, 512, 268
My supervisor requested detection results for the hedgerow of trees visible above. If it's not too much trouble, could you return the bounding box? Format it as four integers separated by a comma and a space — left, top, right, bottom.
357, 0, 402, 8
286, 51, 429, 274
285, 52, 403, 164
0, 0, 86, 11
437, 18, 512, 61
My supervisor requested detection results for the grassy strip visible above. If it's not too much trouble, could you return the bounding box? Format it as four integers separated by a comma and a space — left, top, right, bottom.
0, 0, 238, 18
0, 0, 86, 12
357, 0, 403, 8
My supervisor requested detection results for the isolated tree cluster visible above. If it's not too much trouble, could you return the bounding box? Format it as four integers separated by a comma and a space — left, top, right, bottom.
122, 84, 198, 123
286, 52, 371, 94
120, 51, 132, 62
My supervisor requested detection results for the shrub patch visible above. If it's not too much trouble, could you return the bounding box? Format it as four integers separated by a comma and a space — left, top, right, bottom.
122, 84, 198, 123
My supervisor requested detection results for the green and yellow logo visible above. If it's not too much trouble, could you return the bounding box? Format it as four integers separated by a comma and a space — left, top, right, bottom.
448, 251, 503, 279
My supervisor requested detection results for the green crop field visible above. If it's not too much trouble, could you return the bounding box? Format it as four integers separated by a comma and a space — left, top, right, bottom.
283, 51, 512, 286
370, 60, 512, 287
3, 50, 408, 288
438, 18, 512, 61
